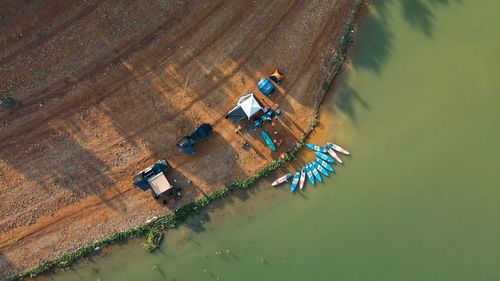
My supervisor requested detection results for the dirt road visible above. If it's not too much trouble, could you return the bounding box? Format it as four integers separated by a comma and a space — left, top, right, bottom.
0, 0, 358, 278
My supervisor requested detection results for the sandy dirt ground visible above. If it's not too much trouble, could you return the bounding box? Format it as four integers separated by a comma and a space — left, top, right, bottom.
0, 0, 358, 278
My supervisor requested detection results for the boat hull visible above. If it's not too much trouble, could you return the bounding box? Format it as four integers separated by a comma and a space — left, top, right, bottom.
299, 168, 306, 190
309, 163, 323, 183
326, 147, 343, 164
306, 143, 328, 153
290, 172, 300, 192
305, 164, 315, 186
315, 151, 335, 163
262, 131, 276, 151
316, 158, 334, 172
327, 143, 350, 155
272, 173, 291, 186
313, 161, 329, 177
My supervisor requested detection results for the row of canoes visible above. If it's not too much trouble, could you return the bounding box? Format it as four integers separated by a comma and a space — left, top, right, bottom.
271, 143, 350, 192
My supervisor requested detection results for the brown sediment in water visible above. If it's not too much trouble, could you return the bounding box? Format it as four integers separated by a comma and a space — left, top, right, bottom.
0, 0, 361, 279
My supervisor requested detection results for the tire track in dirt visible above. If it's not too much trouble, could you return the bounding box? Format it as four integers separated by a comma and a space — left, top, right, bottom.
0, 187, 135, 249
3, 15, 181, 112
0, 0, 104, 64
0, 1, 226, 145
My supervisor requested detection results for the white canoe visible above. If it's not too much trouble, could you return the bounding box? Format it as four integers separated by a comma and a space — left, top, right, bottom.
299, 168, 306, 190
326, 147, 343, 164
327, 143, 350, 155
272, 173, 292, 186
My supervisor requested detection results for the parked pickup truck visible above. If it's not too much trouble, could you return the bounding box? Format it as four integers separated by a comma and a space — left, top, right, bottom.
176, 123, 213, 154
133, 160, 177, 198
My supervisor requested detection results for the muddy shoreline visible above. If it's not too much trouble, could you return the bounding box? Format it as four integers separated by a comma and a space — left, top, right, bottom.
0, 1, 361, 280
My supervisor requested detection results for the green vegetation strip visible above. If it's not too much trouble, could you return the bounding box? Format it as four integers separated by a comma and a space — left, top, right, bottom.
13, 4, 361, 280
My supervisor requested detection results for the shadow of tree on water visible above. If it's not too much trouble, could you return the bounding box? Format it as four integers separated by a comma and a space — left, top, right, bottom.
400, 0, 436, 38
334, 78, 370, 126
335, 0, 462, 122
352, 8, 393, 75
183, 210, 211, 233
353, 0, 463, 74
393, 0, 463, 39
429, 0, 463, 5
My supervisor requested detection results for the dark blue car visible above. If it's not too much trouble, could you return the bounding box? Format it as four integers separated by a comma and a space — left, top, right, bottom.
176, 123, 213, 154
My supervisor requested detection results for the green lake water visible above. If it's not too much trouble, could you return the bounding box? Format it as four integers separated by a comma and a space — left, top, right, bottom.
40, 1, 500, 280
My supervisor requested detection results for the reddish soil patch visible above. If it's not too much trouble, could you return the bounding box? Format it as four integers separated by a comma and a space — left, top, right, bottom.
0, 0, 359, 278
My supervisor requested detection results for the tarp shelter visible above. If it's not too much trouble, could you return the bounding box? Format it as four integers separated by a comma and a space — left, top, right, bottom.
226, 93, 263, 123
257, 78, 275, 95
269, 69, 285, 84
148, 172, 172, 196
133, 159, 174, 196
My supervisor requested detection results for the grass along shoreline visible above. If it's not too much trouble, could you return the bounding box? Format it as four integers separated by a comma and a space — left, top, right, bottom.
12, 3, 361, 280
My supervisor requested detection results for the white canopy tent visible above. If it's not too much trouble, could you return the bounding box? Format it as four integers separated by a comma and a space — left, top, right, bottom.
226, 93, 263, 123
238, 93, 262, 118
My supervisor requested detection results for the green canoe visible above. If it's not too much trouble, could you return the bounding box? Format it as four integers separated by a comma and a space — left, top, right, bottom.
261, 130, 276, 151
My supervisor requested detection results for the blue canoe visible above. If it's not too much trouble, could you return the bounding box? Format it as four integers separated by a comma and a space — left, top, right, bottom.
315, 151, 334, 163
261, 130, 276, 151
290, 171, 301, 192
315, 157, 335, 173
312, 161, 329, 177
305, 164, 315, 186
306, 143, 328, 154
309, 162, 323, 183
